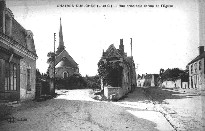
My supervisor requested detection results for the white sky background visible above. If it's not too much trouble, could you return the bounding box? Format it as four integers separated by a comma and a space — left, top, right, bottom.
6, 0, 200, 76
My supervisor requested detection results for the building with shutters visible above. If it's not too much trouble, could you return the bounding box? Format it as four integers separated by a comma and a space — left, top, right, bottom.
0, 0, 37, 101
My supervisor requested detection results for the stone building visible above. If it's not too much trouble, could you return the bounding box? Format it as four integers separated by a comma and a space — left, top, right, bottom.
0, 0, 37, 101
187, 0, 205, 90
48, 18, 79, 79
187, 46, 205, 90
137, 74, 159, 87
98, 39, 137, 100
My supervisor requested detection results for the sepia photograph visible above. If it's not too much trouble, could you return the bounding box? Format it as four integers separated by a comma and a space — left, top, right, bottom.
0, 0, 204, 130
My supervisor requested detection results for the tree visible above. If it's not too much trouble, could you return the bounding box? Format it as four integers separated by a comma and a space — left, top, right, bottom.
160, 68, 185, 81
47, 51, 55, 64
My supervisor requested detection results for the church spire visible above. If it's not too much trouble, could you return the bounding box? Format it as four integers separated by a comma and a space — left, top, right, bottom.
56, 17, 65, 54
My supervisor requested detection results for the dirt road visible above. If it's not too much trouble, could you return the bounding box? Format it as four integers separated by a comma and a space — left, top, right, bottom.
0, 89, 173, 131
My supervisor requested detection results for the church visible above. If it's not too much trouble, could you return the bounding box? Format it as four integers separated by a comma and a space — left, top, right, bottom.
49, 18, 79, 79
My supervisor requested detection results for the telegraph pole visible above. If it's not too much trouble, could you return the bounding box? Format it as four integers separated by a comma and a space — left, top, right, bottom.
130, 38, 132, 58
53, 33, 56, 95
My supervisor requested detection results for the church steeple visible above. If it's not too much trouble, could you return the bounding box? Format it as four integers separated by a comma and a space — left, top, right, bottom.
56, 17, 65, 54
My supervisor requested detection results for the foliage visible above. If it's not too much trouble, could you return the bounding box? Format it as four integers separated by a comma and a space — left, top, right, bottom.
47, 51, 56, 64
160, 68, 186, 82
84, 75, 101, 89
98, 59, 123, 87
36, 69, 41, 78
55, 74, 87, 89
143, 78, 151, 87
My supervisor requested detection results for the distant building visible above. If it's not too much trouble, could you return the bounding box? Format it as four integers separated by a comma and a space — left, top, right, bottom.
137, 74, 159, 87
98, 39, 137, 100
187, 46, 205, 90
161, 76, 189, 89
159, 68, 189, 89
137, 74, 144, 87
48, 18, 79, 79
0, 0, 38, 101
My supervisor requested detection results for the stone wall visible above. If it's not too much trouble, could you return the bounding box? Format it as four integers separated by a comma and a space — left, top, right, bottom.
20, 56, 36, 101
55, 67, 76, 78
104, 86, 123, 100
162, 81, 175, 88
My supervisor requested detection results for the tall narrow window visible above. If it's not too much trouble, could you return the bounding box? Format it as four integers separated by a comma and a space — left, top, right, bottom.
27, 68, 31, 91
4, 62, 17, 91
191, 65, 193, 74
10, 63, 13, 90
63, 72, 68, 78
5, 62, 9, 90
13, 64, 17, 90
194, 63, 197, 73
199, 61, 201, 70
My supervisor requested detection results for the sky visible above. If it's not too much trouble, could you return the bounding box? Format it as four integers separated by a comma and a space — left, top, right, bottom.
6, 0, 200, 76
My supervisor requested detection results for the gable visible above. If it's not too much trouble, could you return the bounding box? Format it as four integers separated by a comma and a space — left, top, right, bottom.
55, 50, 78, 68
105, 44, 121, 58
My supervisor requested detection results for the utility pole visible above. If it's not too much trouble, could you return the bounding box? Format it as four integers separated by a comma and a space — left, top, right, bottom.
53, 33, 56, 95
130, 38, 132, 58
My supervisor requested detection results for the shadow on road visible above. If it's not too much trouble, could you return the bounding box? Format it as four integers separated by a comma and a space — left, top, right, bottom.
119, 87, 198, 104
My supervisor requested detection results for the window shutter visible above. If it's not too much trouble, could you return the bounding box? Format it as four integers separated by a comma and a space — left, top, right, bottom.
0, 59, 5, 91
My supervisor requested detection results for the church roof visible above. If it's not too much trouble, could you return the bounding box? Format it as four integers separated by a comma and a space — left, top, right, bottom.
55, 49, 78, 68
56, 57, 75, 68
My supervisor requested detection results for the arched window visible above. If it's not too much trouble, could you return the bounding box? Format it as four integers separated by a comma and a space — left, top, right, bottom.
63, 71, 68, 78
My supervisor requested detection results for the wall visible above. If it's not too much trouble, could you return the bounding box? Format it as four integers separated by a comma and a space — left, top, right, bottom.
151, 75, 155, 87
55, 67, 76, 78
137, 79, 145, 87
175, 79, 181, 88
189, 58, 205, 90
103, 63, 132, 100
182, 82, 189, 89
162, 81, 175, 88
104, 86, 122, 100
20, 56, 36, 101
122, 64, 131, 93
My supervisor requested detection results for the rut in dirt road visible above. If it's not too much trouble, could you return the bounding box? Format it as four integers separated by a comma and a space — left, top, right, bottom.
0, 89, 168, 131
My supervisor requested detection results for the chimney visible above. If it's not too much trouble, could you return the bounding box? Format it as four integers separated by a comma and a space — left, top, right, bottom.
199, 46, 204, 55
119, 39, 124, 55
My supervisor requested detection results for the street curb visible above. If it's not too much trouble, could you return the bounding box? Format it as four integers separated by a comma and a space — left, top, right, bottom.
154, 104, 186, 131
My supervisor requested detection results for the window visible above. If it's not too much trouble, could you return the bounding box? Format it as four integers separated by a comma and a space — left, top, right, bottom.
27, 68, 31, 91
199, 61, 201, 70
63, 72, 68, 78
191, 65, 193, 74
4, 62, 17, 91
194, 63, 197, 73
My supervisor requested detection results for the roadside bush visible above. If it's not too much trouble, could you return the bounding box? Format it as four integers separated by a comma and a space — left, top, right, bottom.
56, 74, 87, 89
84, 75, 101, 89
0, 104, 12, 121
